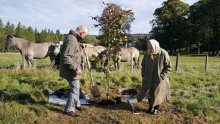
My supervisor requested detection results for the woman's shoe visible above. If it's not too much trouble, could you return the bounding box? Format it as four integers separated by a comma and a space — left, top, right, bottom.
76, 107, 86, 111
63, 111, 79, 117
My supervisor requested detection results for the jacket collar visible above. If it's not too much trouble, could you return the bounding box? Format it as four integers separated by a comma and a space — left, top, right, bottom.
68, 29, 83, 41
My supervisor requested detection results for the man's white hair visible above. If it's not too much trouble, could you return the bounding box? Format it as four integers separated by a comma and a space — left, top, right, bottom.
75, 25, 89, 34
148, 39, 160, 54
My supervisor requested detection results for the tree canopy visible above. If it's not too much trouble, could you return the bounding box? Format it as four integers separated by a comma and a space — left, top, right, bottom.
92, 3, 135, 48
150, 0, 220, 55
150, 0, 189, 54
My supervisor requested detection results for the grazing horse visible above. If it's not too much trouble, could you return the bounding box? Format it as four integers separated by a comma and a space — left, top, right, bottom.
52, 42, 107, 69
82, 45, 106, 61
5, 35, 57, 68
82, 43, 94, 48
53, 41, 63, 56
50, 41, 63, 68
94, 45, 106, 54
113, 47, 140, 70
81, 45, 107, 69
98, 50, 109, 70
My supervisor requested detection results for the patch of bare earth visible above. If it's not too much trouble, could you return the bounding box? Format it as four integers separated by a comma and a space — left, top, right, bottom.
36, 100, 207, 124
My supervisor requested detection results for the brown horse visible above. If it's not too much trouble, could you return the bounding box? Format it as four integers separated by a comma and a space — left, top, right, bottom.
5, 35, 57, 68
113, 47, 140, 70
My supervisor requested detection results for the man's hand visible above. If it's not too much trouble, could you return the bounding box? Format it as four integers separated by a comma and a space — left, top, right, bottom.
76, 68, 82, 75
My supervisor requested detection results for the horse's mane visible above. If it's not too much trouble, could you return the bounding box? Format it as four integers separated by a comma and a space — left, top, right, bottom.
7, 34, 54, 44
6, 34, 32, 44
7, 34, 24, 39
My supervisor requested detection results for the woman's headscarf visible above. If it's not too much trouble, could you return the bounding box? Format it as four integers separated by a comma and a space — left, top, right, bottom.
147, 39, 160, 55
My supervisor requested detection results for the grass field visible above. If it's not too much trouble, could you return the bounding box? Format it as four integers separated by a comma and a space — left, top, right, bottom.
0, 53, 220, 123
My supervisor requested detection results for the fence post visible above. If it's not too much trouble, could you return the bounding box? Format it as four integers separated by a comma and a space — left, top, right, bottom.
175, 53, 180, 72
130, 51, 133, 72
205, 55, 208, 72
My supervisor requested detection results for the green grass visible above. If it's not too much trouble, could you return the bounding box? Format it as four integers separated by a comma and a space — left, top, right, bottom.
0, 53, 220, 123
0, 53, 50, 68
170, 55, 220, 73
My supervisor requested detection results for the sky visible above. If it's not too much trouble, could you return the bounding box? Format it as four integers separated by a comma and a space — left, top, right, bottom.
0, 0, 198, 35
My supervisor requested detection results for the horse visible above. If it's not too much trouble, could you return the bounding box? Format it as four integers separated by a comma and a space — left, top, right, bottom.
52, 42, 107, 69
52, 43, 99, 62
82, 45, 106, 60
53, 41, 63, 56
81, 45, 107, 70
82, 43, 94, 48
53, 42, 106, 62
94, 45, 106, 54
5, 34, 57, 68
49, 41, 63, 68
113, 47, 140, 70
98, 50, 109, 70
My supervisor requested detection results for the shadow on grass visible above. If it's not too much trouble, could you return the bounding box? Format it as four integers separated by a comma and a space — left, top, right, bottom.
0, 65, 18, 70
45, 101, 136, 115
45, 104, 64, 113
0, 64, 57, 70
86, 97, 149, 113
0, 90, 34, 103
0, 88, 148, 114
0, 90, 48, 105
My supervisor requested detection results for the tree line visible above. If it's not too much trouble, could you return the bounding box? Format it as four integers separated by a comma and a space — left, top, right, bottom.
91, 0, 219, 56
1, 0, 219, 56
0, 19, 64, 52
149, 0, 220, 56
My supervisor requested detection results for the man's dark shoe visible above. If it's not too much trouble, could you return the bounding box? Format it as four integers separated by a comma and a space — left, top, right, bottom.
63, 111, 79, 117
76, 107, 86, 111
147, 106, 153, 113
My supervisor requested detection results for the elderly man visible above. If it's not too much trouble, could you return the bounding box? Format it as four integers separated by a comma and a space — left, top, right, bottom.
137, 39, 172, 115
60, 25, 89, 117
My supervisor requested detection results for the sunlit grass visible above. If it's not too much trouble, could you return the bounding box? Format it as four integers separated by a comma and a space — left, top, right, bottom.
0, 53, 51, 68
0, 53, 220, 123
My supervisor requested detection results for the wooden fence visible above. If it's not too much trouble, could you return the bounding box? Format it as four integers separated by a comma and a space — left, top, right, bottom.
175, 53, 209, 73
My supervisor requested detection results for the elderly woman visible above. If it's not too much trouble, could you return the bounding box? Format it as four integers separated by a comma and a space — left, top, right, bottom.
137, 39, 172, 115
